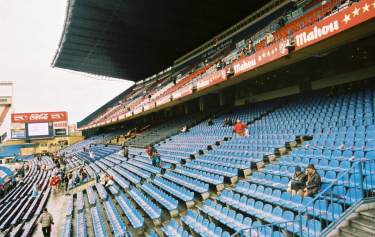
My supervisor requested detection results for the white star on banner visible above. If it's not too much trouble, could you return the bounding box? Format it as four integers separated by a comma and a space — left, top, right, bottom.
267, 51, 271, 56
258, 56, 262, 61
372, 1, 375, 8
352, 7, 360, 16
343, 14, 351, 24
262, 52, 266, 58
271, 50, 274, 55
363, 3, 370, 12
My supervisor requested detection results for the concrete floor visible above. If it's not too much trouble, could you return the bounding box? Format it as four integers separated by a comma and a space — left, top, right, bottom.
32, 190, 68, 237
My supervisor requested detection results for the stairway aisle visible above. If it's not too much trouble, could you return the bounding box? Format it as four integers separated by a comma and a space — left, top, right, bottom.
339, 208, 375, 237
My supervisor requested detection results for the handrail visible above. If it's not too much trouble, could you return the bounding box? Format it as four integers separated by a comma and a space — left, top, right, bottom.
229, 158, 373, 236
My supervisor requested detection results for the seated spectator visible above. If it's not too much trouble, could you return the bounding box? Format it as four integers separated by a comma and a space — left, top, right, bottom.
180, 126, 188, 133
152, 152, 161, 168
74, 175, 81, 186
233, 119, 248, 137
208, 118, 214, 126
146, 144, 157, 159
31, 183, 39, 198
265, 32, 274, 46
105, 176, 114, 187
100, 173, 106, 186
302, 164, 322, 197
287, 166, 307, 195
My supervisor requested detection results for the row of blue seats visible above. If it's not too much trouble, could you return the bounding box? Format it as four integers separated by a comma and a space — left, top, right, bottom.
163, 172, 209, 194
120, 163, 151, 180
103, 199, 127, 236
173, 166, 224, 185
233, 183, 342, 221
153, 177, 194, 202
128, 188, 161, 220
141, 182, 178, 211
182, 210, 231, 237
76, 211, 87, 237
185, 160, 238, 178
90, 205, 107, 237
196, 155, 253, 169
216, 190, 321, 237
162, 219, 191, 237
115, 192, 144, 229
199, 199, 252, 232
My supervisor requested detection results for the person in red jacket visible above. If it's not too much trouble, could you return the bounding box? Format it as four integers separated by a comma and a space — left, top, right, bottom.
233, 119, 248, 137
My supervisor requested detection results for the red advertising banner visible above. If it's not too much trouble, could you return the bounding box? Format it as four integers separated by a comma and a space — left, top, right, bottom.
294, 0, 375, 50
233, 40, 289, 76
53, 121, 68, 129
197, 69, 227, 91
11, 111, 68, 123
156, 95, 171, 106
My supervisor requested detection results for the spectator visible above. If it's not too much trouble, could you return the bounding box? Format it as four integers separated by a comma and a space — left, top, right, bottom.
303, 164, 322, 197
89, 150, 95, 159
233, 119, 248, 137
146, 144, 157, 159
265, 32, 274, 46
31, 183, 39, 198
123, 145, 129, 160
105, 176, 114, 188
152, 151, 161, 168
100, 173, 106, 186
74, 175, 81, 186
287, 166, 307, 195
64, 174, 69, 192
208, 118, 214, 126
39, 208, 54, 237
180, 126, 188, 133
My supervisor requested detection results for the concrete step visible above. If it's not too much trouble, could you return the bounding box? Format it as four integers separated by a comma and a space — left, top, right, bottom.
360, 209, 375, 222
340, 225, 374, 237
350, 217, 375, 235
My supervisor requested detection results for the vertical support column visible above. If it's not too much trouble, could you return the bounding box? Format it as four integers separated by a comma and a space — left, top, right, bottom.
199, 96, 205, 112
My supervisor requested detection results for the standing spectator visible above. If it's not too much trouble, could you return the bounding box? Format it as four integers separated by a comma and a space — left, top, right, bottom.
39, 208, 54, 237
123, 145, 129, 160
303, 164, 322, 197
233, 119, 248, 137
50, 175, 59, 194
207, 118, 214, 126
31, 183, 39, 198
64, 173, 69, 192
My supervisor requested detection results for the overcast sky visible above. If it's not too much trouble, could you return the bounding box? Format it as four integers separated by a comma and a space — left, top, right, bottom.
0, 0, 133, 123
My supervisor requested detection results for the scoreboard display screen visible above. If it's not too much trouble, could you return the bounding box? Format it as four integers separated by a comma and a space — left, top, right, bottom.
26, 122, 52, 137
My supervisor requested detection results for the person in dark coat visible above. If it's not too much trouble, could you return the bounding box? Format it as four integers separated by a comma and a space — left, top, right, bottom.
287, 166, 307, 195
303, 164, 322, 197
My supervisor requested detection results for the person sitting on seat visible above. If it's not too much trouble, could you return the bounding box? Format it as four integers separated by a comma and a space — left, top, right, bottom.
146, 144, 157, 159
233, 119, 248, 137
303, 164, 322, 197
180, 126, 188, 133
105, 176, 114, 188
287, 166, 307, 195
152, 152, 161, 168
208, 118, 214, 126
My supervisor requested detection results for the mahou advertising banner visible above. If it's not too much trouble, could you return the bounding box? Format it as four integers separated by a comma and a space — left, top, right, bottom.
294, 0, 375, 50
11, 111, 68, 123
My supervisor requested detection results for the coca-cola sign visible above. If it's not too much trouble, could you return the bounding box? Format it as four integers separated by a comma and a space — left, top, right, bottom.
11, 111, 68, 123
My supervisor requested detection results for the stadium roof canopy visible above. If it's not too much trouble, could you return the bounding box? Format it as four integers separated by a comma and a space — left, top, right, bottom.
52, 0, 271, 81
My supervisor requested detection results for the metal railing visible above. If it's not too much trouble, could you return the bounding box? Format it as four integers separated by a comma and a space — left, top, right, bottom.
230, 157, 375, 237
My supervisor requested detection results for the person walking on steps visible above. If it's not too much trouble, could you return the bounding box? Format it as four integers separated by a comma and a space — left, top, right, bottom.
39, 208, 54, 237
